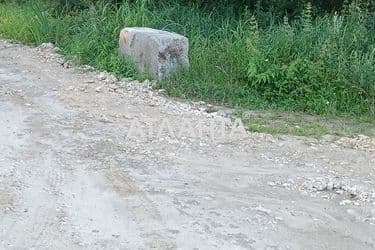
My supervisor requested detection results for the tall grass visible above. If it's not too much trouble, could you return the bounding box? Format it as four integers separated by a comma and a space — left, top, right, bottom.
0, 0, 374, 116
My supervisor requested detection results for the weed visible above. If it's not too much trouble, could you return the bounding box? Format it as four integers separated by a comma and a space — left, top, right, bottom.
0, 0, 374, 118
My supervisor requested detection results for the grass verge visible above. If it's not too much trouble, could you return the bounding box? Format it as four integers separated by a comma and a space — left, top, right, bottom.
235, 110, 375, 137
0, 0, 374, 136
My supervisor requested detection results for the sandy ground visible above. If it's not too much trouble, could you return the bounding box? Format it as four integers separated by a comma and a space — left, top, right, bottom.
0, 39, 375, 250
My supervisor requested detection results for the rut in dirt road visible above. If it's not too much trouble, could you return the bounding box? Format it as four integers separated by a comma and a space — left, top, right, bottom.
0, 39, 375, 249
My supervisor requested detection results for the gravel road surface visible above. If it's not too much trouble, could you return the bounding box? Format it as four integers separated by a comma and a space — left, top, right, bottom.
1, 39, 375, 249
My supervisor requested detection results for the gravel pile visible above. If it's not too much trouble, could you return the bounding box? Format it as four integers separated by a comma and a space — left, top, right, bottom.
270, 176, 375, 204
336, 135, 375, 152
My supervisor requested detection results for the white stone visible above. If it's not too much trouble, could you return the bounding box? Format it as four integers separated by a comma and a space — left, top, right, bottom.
267, 181, 276, 187
327, 181, 334, 191
119, 27, 189, 79
104, 75, 117, 85
340, 199, 352, 205
98, 72, 107, 81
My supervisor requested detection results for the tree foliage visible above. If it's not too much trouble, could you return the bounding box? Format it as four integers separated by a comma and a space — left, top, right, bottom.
52, 0, 373, 18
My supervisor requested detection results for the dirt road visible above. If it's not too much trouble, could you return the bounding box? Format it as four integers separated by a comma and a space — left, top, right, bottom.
0, 39, 375, 249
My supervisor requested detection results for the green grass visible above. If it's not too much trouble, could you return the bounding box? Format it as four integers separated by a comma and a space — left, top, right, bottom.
235, 110, 375, 137
0, 0, 374, 136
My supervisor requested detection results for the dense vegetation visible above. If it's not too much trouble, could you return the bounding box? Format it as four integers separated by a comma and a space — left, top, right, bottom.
0, 0, 374, 116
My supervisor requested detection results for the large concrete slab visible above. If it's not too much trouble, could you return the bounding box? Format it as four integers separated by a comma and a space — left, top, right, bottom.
119, 27, 189, 79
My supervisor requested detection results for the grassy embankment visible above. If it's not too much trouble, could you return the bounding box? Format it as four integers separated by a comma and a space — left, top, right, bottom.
0, 0, 374, 136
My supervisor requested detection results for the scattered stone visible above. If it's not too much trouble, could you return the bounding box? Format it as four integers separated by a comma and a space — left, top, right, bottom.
98, 72, 107, 81
327, 181, 334, 191
80, 65, 95, 71
205, 106, 218, 114
79, 84, 89, 92
108, 84, 119, 91
104, 75, 117, 85
340, 200, 352, 205
335, 189, 344, 195
36, 42, 59, 53
336, 135, 375, 152
267, 181, 276, 187
98, 115, 112, 123
253, 205, 272, 215
121, 77, 133, 82
147, 101, 157, 107
62, 62, 71, 69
